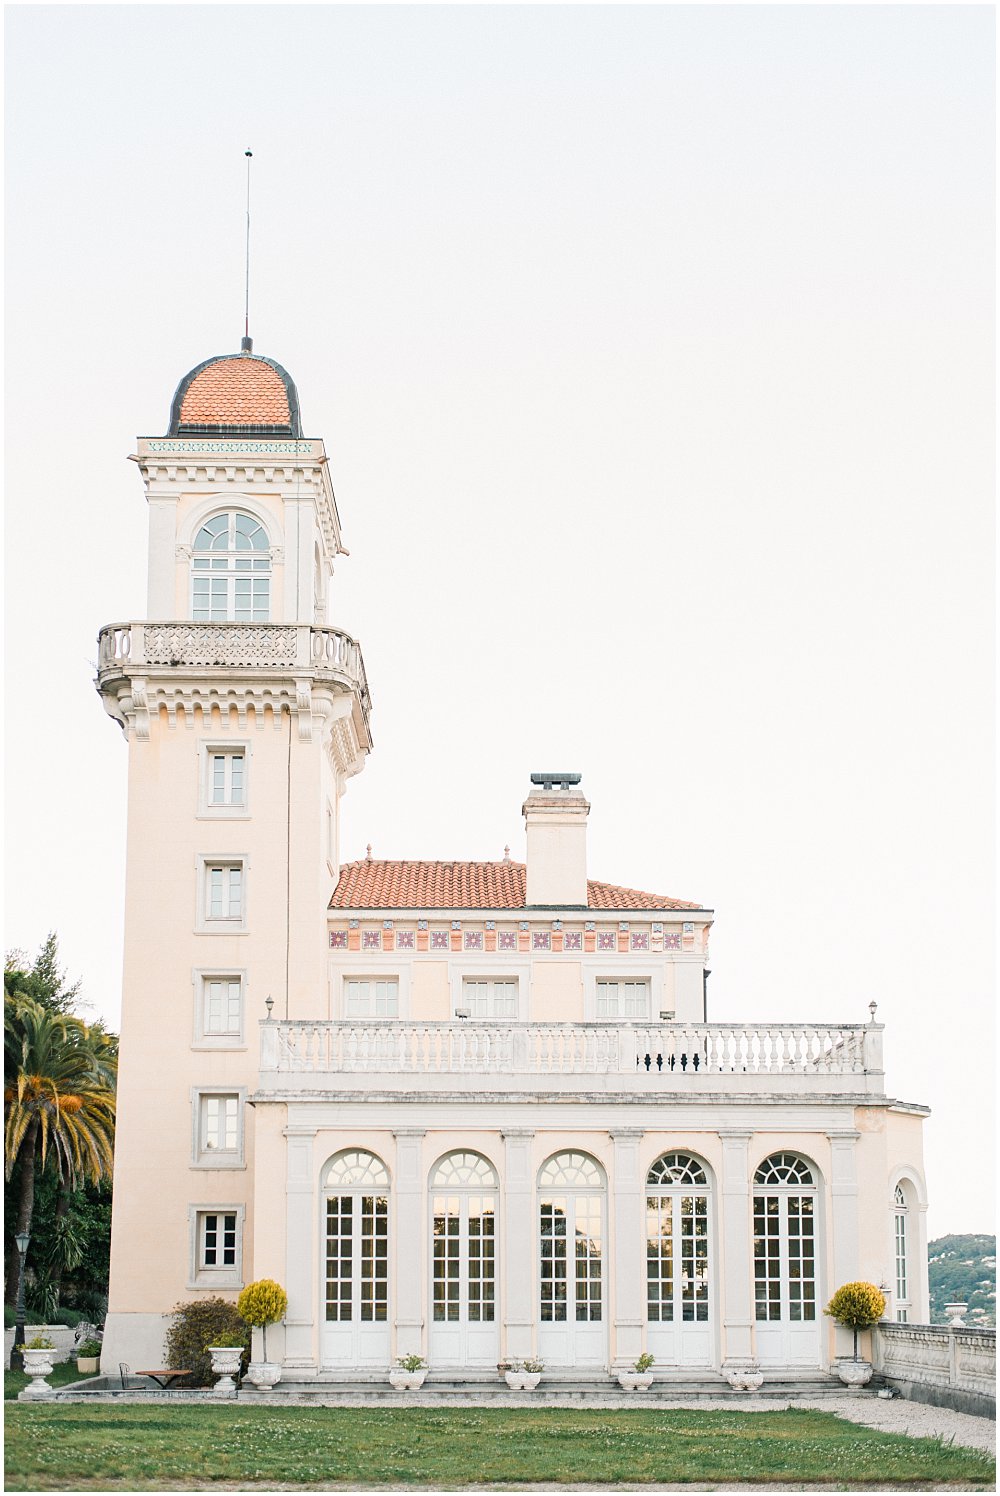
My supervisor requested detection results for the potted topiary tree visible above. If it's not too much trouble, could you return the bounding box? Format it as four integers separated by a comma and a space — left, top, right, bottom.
237, 1280, 288, 1390
825, 1281, 886, 1386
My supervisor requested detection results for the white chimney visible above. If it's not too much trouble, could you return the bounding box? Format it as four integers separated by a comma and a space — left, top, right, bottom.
522, 772, 590, 907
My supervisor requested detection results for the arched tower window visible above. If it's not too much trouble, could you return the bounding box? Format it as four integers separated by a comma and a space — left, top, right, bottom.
192, 511, 271, 622
894, 1183, 910, 1322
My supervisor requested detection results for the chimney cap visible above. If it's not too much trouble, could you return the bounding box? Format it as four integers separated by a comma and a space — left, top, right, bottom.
530, 772, 582, 789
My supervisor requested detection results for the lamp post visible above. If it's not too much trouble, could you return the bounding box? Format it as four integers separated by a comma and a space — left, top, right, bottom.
11, 1231, 30, 1374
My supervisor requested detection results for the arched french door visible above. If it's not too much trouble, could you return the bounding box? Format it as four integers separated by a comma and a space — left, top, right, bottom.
753, 1153, 820, 1367
321, 1149, 390, 1369
645, 1153, 712, 1367
429, 1151, 499, 1368
537, 1151, 607, 1369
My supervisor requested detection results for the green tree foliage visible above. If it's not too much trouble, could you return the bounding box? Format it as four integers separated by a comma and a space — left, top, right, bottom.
164, 1298, 249, 1387
928, 1234, 996, 1326
3, 936, 117, 1312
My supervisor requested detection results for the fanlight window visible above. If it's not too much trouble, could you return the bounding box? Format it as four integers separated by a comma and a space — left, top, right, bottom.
324, 1150, 390, 1188
754, 1153, 815, 1188
192, 511, 271, 622
647, 1153, 708, 1187
431, 1152, 498, 1189
539, 1152, 604, 1189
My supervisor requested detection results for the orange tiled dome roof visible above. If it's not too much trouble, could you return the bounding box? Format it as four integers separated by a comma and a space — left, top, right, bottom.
168, 346, 302, 437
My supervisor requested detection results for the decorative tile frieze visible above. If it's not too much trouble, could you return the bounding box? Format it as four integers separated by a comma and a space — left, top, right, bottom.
430, 931, 449, 951
630, 932, 650, 951
597, 931, 616, 951
532, 932, 551, 951
563, 931, 582, 951
464, 931, 484, 951
664, 932, 681, 950
362, 930, 381, 950
143, 439, 314, 455
329, 930, 348, 949
396, 931, 415, 951
498, 932, 517, 951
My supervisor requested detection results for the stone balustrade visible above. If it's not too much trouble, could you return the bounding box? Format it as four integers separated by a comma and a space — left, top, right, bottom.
873, 1323, 996, 1414
96, 621, 371, 715
258, 1020, 885, 1096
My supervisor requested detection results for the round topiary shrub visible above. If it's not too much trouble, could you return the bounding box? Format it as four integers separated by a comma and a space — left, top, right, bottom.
236, 1279, 288, 1362
164, 1297, 249, 1387
825, 1281, 887, 1359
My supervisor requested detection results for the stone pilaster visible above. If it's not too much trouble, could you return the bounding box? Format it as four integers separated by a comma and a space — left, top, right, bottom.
392, 1129, 426, 1360
826, 1130, 861, 1361
284, 1127, 317, 1370
609, 1128, 645, 1368
501, 1129, 535, 1362
718, 1129, 756, 1370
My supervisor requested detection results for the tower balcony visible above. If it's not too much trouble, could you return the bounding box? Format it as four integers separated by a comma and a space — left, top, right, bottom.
257, 1019, 886, 1100
96, 621, 371, 759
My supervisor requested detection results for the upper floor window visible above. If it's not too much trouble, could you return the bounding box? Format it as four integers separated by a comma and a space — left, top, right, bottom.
461, 979, 518, 1019
596, 979, 650, 1019
345, 978, 399, 1018
192, 511, 270, 622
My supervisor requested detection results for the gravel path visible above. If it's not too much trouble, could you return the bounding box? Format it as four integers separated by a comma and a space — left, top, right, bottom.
795, 1394, 995, 1457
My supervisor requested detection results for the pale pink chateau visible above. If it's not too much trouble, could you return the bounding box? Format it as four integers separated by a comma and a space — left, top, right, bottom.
96, 342, 930, 1386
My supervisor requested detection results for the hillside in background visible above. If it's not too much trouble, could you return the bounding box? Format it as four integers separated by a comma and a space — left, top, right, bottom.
928, 1234, 995, 1326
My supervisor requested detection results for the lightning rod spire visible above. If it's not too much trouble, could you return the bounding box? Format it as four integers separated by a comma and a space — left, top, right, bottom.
242, 148, 253, 352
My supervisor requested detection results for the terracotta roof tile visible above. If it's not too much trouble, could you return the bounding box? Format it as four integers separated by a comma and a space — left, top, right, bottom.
178, 355, 291, 427
329, 860, 704, 912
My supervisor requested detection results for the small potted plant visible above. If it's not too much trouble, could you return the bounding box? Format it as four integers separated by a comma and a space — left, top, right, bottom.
825, 1281, 886, 1386
75, 1337, 102, 1375
389, 1353, 427, 1390
237, 1279, 287, 1390
19, 1335, 57, 1401
205, 1328, 249, 1397
618, 1351, 655, 1391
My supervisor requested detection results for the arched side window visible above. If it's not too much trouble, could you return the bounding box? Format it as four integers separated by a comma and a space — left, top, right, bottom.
539, 1151, 604, 1189
894, 1183, 910, 1322
430, 1152, 498, 1331
753, 1153, 817, 1328
431, 1151, 499, 1189
646, 1154, 711, 1331
192, 511, 271, 622
322, 1150, 389, 1330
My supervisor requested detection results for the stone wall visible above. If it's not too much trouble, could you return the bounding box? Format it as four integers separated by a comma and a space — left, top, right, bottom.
873, 1323, 995, 1418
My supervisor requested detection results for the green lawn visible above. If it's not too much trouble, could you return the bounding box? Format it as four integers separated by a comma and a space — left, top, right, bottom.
3, 1405, 995, 1489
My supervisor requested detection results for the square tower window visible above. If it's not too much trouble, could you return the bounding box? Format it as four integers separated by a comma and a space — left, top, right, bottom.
194, 973, 245, 1047
189, 1204, 245, 1288
198, 858, 247, 931
192, 1088, 245, 1167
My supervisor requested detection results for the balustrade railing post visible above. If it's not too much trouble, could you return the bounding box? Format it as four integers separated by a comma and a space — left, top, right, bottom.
863, 1024, 884, 1074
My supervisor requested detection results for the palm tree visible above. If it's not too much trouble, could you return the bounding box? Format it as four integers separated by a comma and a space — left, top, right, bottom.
4, 995, 117, 1305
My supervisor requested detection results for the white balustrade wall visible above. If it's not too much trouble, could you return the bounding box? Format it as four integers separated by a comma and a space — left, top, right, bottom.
873, 1323, 996, 1411
259, 1020, 882, 1081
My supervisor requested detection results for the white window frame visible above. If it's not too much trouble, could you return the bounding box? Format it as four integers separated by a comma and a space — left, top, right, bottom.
594, 978, 652, 1019
188, 1203, 245, 1289
192, 969, 247, 1049
191, 1086, 247, 1169
190, 510, 272, 623
447, 959, 531, 1019
584, 964, 663, 1020
343, 977, 400, 1019
893, 1182, 911, 1323
459, 977, 520, 1019
198, 741, 251, 819
330, 960, 412, 1019
196, 854, 249, 933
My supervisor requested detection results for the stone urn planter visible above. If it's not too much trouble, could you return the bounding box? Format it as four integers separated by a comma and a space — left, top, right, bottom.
617, 1370, 654, 1391
19, 1347, 56, 1401
389, 1366, 427, 1390
723, 1359, 764, 1392
504, 1362, 543, 1390
944, 1303, 968, 1328
206, 1345, 243, 1397
245, 1361, 282, 1390
835, 1357, 874, 1388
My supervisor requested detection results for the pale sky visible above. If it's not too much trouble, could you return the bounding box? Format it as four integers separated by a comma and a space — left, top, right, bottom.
4, 5, 994, 1242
